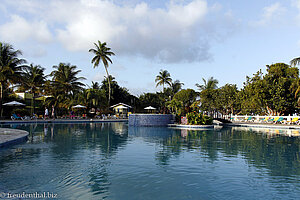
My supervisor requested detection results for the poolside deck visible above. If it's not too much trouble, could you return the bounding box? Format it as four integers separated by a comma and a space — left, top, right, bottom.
0, 128, 29, 148
169, 121, 300, 130
225, 122, 300, 129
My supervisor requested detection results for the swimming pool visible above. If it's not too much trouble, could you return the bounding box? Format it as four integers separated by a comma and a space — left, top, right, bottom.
1, 122, 300, 199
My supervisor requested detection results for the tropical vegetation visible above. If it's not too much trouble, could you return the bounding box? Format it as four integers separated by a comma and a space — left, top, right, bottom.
1, 41, 300, 121
89, 41, 115, 106
155, 69, 172, 92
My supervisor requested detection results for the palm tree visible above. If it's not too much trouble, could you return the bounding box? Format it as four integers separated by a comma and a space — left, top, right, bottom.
21, 64, 45, 115
50, 63, 86, 111
0, 42, 26, 116
50, 63, 86, 95
171, 80, 184, 94
86, 87, 107, 110
196, 77, 219, 91
291, 57, 300, 67
166, 99, 183, 114
91, 81, 100, 90
290, 58, 300, 103
43, 80, 65, 113
155, 70, 172, 92
89, 41, 115, 106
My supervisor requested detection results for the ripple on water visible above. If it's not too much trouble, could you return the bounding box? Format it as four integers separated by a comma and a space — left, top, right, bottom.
2, 123, 300, 200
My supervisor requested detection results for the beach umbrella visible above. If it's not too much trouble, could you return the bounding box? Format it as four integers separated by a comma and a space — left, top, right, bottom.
72, 105, 87, 108
3, 101, 25, 106
144, 106, 156, 110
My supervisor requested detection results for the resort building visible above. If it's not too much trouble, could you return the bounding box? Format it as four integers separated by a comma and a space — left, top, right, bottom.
110, 103, 132, 117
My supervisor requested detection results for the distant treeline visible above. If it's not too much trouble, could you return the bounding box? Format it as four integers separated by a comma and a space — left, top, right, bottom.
1, 41, 300, 117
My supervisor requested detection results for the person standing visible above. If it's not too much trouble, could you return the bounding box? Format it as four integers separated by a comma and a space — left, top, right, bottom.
44, 107, 49, 119
51, 105, 55, 119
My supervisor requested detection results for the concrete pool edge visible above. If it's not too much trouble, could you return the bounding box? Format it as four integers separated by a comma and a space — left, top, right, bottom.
223, 123, 300, 129
168, 124, 215, 129
168, 122, 300, 130
0, 128, 29, 148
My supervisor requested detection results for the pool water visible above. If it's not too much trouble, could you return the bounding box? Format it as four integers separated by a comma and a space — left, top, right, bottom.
1, 123, 300, 200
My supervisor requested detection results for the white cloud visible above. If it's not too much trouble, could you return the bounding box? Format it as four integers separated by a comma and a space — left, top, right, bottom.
0, 15, 52, 43
53, 0, 212, 63
25, 45, 47, 57
251, 2, 285, 26
0, 0, 238, 63
292, 0, 300, 10
128, 82, 160, 96
292, 0, 300, 23
92, 71, 106, 82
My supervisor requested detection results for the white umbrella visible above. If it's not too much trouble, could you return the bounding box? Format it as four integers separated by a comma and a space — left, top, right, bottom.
144, 106, 156, 110
3, 101, 25, 106
72, 105, 86, 108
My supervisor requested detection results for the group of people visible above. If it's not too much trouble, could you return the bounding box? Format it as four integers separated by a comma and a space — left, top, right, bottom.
44, 106, 83, 119
44, 105, 55, 119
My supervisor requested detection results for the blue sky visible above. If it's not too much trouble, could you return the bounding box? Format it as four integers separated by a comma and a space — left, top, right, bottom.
0, 0, 300, 96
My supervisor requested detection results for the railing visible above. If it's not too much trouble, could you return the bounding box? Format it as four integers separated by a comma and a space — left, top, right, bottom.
229, 115, 297, 121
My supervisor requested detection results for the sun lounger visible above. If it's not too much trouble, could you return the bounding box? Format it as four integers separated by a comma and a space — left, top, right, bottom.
290, 117, 299, 125
23, 116, 31, 120
268, 117, 275, 123
263, 117, 270, 123
274, 117, 284, 124
246, 116, 253, 122
272, 117, 279, 123
11, 114, 24, 120
31, 114, 38, 120
241, 116, 250, 122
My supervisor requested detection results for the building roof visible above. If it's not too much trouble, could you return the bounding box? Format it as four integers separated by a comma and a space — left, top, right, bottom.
110, 103, 132, 108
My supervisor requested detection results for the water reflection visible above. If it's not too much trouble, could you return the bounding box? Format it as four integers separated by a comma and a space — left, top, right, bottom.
156, 127, 300, 177
128, 126, 300, 177
232, 126, 300, 137
0, 122, 129, 199
1, 123, 300, 199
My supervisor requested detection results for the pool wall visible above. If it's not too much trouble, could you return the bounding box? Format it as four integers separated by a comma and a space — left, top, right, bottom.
129, 114, 174, 126
0, 128, 29, 148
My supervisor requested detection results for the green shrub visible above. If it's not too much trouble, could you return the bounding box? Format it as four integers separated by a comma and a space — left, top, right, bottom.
175, 113, 181, 123
186, 111, 213, 125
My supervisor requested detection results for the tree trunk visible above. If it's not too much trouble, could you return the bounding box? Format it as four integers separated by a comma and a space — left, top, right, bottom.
31, 89, 34, 115
32, 91, 36, 115
31, 96, 34, 115
104, 66, 111, 106
0, 83, 2, 117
